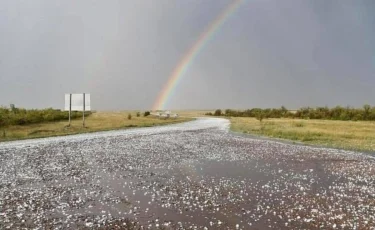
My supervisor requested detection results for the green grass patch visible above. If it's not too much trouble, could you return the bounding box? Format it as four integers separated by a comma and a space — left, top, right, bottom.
230, 117, 375, 152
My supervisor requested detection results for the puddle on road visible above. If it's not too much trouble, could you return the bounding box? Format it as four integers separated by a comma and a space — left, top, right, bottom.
31, 158, 349, 229
40, 159, 276, 228
191, 159, 271, 180
62, 159, 285, 229
96, 159, 350, 229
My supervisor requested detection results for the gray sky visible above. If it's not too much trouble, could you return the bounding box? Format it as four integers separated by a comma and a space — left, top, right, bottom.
1, 0, 375, 110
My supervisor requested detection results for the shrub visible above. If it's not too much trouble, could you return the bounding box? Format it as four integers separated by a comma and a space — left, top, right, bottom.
128, 114, 132, 120
0, 113, 7, 127
255, 112, 265, 123
215, 105, 375, 121
144, 111, 150, 117
136, 112, 140, 117
214, 109, 222, 116
0, 106, 90, 127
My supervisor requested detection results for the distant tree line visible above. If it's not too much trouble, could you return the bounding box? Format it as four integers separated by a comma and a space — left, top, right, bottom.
0, 106, 91, 127
206, 105, 375, 121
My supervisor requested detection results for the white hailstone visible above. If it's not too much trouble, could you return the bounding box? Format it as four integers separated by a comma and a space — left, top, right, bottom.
218, 220, 222, 225
333, 223, 336, 229
236, 224, 239, 229
210, 221, 213, 226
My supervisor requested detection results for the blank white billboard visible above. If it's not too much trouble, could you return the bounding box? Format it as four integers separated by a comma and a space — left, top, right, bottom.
64, 94, 91, 111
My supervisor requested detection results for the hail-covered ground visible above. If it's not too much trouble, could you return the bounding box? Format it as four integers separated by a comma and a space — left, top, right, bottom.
0, 118, 374, 229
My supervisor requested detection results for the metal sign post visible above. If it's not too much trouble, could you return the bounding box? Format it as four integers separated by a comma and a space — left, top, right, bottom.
65, 93, 91, 127
68, 94, 72, 127
83, 93, 85, 127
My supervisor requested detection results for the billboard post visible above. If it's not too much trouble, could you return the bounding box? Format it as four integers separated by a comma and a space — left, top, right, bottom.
68, 94, 72, 127
64, 93, 91, 127
83, 93, 85, 127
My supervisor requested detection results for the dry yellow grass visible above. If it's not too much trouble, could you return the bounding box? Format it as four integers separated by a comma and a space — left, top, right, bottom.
0, 111, 192, 142
171, 110, 212, 118
231, 117, 375, 152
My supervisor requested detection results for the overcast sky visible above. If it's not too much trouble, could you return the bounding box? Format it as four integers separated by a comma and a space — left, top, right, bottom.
1, 0, 375, 110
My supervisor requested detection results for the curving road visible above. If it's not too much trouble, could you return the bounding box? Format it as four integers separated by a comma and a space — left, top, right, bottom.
0, 118, 374, 229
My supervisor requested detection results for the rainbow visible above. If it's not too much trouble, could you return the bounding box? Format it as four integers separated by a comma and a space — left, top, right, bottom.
152, 0, 244, 111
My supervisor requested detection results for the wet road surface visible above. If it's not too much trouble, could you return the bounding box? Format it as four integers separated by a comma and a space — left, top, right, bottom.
0, 118, 374, 229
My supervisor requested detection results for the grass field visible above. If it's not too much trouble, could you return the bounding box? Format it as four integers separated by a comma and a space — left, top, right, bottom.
0, 111, 193, 142
230, 117, 375, 152
172, 110, 212, 118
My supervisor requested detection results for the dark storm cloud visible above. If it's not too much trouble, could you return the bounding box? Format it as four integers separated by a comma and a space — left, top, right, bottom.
1, 0, 374, 110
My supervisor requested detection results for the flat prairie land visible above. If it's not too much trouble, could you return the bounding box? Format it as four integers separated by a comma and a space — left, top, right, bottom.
171, 110, 212, 117
230, 117, 375, 152
0, 111, 192, 142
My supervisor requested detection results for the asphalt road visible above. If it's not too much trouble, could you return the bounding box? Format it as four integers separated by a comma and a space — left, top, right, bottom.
0, 118, 374, 229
